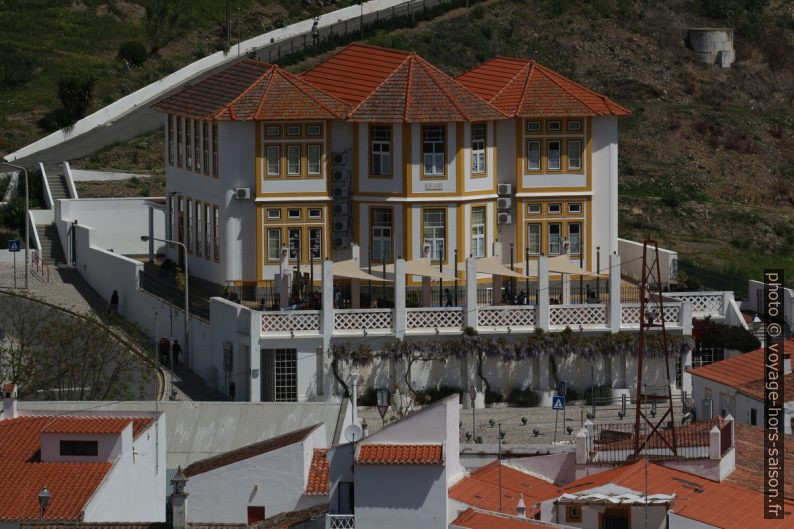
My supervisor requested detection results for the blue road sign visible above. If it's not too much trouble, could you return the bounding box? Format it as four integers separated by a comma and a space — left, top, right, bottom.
552, 395, 566, 411
7, 239, 20, 252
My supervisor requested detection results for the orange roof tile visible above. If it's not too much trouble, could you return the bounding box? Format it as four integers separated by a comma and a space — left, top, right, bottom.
357, 443, 443, 465
0, 416, 152, 521
688, 339, 794, 399
451, 508, 550, 529
457, 56, 630, 117
151, 59, 348, 121
2, 383, 16, 394
300, 43, 411, 105
449, 461, 561, 516
42, 416, 151, 438
344, 53, 505, 123
729, 423, 794, 501
305, 448, 329, 496
560, 461, 793, 528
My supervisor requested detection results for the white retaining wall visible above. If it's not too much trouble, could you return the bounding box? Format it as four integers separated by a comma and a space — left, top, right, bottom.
618, 238, 678, 286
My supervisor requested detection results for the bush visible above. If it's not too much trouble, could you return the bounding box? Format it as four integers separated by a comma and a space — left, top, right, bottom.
563, 387, 581, 402
118, 41, 148, 67
485, 389, 503, 405
506, 388, 541, 407
415, 385, 462, 405
583, 384, 613, 406
358, 386, 378, 406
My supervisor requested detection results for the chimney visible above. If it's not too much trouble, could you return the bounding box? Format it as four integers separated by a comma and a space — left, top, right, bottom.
170, 466, 188, 529
516, 494, 526, 518
2, 383, 17, 419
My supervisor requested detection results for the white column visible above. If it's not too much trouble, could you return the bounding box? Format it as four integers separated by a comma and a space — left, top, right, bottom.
682, 301, 693, 335
278, 247, 290, 308
709, 425, 721, 460
562, 273, 571, 305
465, 257, 478, 329
321, 260, 334, 336
575, 427, 589, 465
351, 244, 360, 308
394, 258, 406, 339
609, 253, 621, 332
537, 256, 549, 330
722, 291, 732, 316
248, 312, 261, 402
492, 240, 502, 305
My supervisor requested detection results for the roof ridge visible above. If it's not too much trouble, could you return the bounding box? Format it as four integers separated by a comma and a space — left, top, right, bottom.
209, 61, 273, 120
278, 67, 346, 117
532, 62, 629, 116
345, 53, 413, 119
414, 55, 477, 121
298, 41, 410, 78
403, 54, 415, 122
252, 68, 277, 119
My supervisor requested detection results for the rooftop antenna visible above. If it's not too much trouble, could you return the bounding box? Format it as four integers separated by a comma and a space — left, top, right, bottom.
633, 238, 677, 459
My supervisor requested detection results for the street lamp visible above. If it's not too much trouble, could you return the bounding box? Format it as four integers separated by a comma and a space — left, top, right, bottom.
0, 161, 29, 289
142, 235, 189, 369
38, 486, 50, 522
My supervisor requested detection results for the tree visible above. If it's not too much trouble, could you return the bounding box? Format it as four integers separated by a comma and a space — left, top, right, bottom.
141, 0, 185, 54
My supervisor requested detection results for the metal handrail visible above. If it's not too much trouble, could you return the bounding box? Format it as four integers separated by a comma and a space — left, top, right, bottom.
31, 250, 50, 283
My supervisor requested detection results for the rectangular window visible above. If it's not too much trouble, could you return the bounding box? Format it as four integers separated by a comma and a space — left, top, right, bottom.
177, 197, 184, 244
261, 348, 297, 402
288, 228, 301, 260
309, 227, 322, 260
471, 206, 486, 258
267, 209, 281, 220
267, 228, 281, 261
195, 201, 202, 258
287, 145, 301, 176
306, 123, 322, 137
308, 208, 322, 219
471, 124, 486, 174
193, 120, 201, 172
186, 198, 193, 254
185, 118, 192, 170
422, 126, 445, 176
213, 206, 220, 262
204, 204, 211, 258
266, 145, 280, 176
527, 140, 541, 171
370, 126, 391, 176
527, 203, 541, 215
167, 115, 174, 165
568, 222, 581, 255
528, 223, 541, 255
247, 506, 266, 525
265, 125, 281, 137
548, 203, 562, 214
568, 203, 582, 214
371, 208, 393, 261
527, 120, 541, 133
212, 124, 219, 177
60, 440, 98, 457
176, 117, 183, 166
287, 208, 301, 219
307, 144, 322, 176
566, 506, 582, 523
567, 119, 582, 131
423, 208, 446, 261
548, 223, 562, 255
203, 122, 210, 175
547, 140, 561, 170
547, 120, 562, 132
286, 124, 301, 137
567, 139, 582, 170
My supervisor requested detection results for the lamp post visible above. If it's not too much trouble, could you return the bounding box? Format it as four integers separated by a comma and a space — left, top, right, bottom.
38, 486, 50, 522
142, 235, 189, 370
0, 162, 29, 290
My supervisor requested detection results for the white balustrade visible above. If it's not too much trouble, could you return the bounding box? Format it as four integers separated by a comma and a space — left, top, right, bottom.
406, 307, 463, 330
549, 304, 608, 326
477, 306, 535, 327
334, 309, 393, 331
666, 292, 724, 315
326, 514, 355, 529
621, 303, 683, 326
261, 310, 320, 332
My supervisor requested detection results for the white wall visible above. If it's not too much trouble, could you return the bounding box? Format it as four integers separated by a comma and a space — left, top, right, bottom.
618, 238, 678, 286
210, 297, 261, 401
82, 414, 166, 522
591, 117, 618, 258
40, 430, 123, 463
185, 424, 326, 523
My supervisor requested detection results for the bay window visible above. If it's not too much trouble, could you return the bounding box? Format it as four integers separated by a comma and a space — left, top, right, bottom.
471, 206, 486, 257
370, 126, 391, 176
423, 208, 446, 261
423, 126, 445, 176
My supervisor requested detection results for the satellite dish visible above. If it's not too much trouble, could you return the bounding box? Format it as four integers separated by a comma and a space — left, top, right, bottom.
344, 424, 363, 443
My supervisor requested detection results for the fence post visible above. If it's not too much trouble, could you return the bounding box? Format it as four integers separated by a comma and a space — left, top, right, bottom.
321, 260, 334, 336
537, 256, 549, 331
609, 253, 621, 332
575, 427, 589, 464
682, 301, 693, 335
395, 258, 406, 339
465, 257, 478, 329
709, 425, 721, 460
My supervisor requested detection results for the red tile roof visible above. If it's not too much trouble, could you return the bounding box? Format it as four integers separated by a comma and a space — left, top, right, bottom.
451, 508, 550, 529
2, 383, 16, 394
729, 423, 794, 501
305, 448, 329, 496
300, 43, 411, 104
0, 416, 152, 521
456, 56, 630, 117
151, 60, 348, 121
449, 461, 561, 516
43, 416, 151, 438
357, 443, 443, 465
688, 339, 794, 400
560, 460, 793, 528
184, 424, 320, 477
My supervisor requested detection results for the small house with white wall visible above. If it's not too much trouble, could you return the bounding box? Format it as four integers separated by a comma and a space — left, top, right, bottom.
689, 339, 794, 432
0, 384, 166, 523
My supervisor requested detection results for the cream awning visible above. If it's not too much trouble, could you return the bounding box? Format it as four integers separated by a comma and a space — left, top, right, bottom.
475, 257, 531, 279
548, 255, 608, 278
333, 259, 391, 282
383, 258, 458, 280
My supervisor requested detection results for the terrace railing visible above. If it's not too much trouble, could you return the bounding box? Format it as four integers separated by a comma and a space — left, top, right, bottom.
666, 291, 725, 316
587, 421, 711, 463
477, 306, 535, 328
261, 310, 320, 333
335, 308, 393, 332
406, 307, 463, 331
549, 304, 607, 326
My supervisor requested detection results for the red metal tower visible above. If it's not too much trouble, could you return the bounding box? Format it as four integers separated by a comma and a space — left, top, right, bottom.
633, 238, 677, 458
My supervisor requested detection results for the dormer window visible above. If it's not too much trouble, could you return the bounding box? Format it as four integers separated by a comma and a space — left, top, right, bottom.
60, 440, 98, 457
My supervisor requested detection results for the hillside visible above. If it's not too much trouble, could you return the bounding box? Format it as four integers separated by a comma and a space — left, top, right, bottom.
2, 0, 793, 287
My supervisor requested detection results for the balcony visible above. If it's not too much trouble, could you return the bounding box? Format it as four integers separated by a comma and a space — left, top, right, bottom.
326, 514, 355, 529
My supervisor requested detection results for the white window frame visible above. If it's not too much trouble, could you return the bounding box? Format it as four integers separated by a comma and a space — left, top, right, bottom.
471, 124, 486, 174
286, 124, 301, 137
567, 139, 582, 170
371, 208, 393, 261
547, 140, 561, 171
422, 126, 445, 176
288, 228, 301, 261
287, 208, 301, 219
548, 203, 562, 214
287, 145, 301, 176
423, 208, 446, 261
527, 140, 541, 171
471, 206, 486, 258
370, 126, 391, 177
307, 144, 322, 176
568, 203, 582, 214
568, 222, 581, 255
309, 227, 322, 260
527, 203, 541, 215
308, 208, 322, 219
267, 209, 281, 219
548, 223, 562, 255
527, 223, 541, 256
267, 228, 281, 261
266, 145, 280, 176
547, 120, 562, 132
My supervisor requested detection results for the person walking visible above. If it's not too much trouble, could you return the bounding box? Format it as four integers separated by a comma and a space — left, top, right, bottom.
444, 288, 454, 307
109, 290, 119, 314
172, 339, 182, 368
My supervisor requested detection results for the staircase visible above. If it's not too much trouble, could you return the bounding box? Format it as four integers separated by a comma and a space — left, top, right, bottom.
46, 171, 71, 202
36, 223, 65, 265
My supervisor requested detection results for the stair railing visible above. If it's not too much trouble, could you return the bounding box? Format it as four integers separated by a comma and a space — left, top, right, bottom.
31, 249, 50, 283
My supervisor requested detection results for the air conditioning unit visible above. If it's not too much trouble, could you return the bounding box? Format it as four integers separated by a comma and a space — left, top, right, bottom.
497, 183, 512, 196
497, 197, 511, 210
333, 169, 351, 182
333, 235, 349, 248
497, 212, 512, 225
234, 187, 251, 200
333, 183, 349, 198
332, 151, 351, 166
333, 219, 348, 232
333, 213, 348, 226
332, 203, 349, 216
